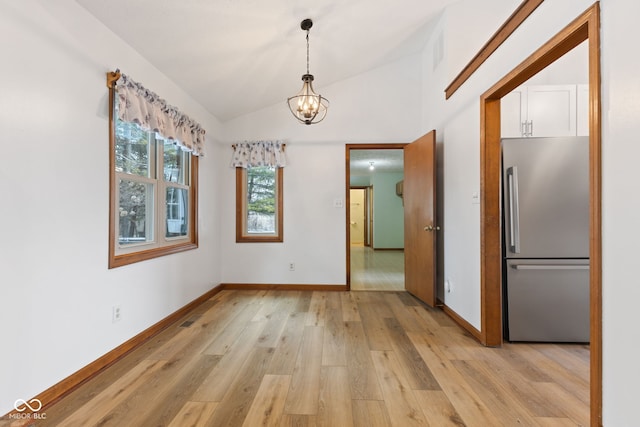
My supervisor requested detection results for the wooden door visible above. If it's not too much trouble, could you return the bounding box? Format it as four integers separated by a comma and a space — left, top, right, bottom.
403, 130, 437, 306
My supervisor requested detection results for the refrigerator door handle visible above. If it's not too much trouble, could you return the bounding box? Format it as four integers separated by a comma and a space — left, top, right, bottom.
507, 166, 521, 253
510, 264, 590, 270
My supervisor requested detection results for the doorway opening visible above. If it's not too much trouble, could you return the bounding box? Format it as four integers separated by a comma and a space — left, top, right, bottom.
345, 144, 406, 291
479, 4, 601, 423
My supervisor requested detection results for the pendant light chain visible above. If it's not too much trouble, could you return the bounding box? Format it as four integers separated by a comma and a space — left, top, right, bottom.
306, 30, 310, 75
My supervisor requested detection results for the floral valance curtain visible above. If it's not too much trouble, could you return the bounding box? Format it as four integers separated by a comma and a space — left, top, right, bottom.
230, 141, 287, 168
116, 73, 206, 156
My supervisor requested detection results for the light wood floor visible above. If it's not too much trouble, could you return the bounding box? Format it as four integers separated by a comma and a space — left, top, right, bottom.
14, 290, 590, 427
351, 246, 405, 291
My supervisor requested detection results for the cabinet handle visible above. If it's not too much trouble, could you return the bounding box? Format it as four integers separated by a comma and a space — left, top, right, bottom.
528, 120, 534, 136
521, 121, 527, 136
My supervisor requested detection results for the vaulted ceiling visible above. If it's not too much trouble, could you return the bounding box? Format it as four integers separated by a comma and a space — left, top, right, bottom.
76, 0, 458, 121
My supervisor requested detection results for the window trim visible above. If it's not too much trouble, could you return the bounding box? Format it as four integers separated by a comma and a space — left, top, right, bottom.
108, 77, 198, 268
235, 166, 283, 243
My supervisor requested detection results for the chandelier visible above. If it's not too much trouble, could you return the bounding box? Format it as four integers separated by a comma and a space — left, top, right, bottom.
287, 19, 329, 125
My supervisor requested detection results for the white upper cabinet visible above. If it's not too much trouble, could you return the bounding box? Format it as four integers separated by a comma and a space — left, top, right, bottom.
501, 88, 526, 138
501, 84, 588, 138
576, 84, 589, 136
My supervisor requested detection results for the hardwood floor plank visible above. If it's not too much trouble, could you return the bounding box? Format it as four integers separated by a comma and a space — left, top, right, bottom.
305, 292, 327, 327
386, 293, 428, 333
111, 354, 221, 427
395, 291, 420, 307
487, 344, 554, 383
267, 312, 307, 375
293, 291, 313, 313
351, 400, 392, 427
344, 320, 383, 400
370, 350, 430, 426
413, 390, 465, 427
284, 326, 324, 415
242, 374, 291, 427
206, 346, 276, 427
148, 290, 254, 360
384, 317, 440, 391
192, 320, 267, 401
450, 359, 540, 425
167, 401, 218, 427
317, 366, 354, 427
255, 300, 291, 349
355, 295, 393, 351
53, 359, 166, 427
511, 343, 589, 405
470, 351, 567, 418
325, 290, 343, 313
429, 325, 480, 361
534, 417, 582, 426
407, 332, 504, 427
532, 382, 590, 426
340, 291, 362, 322
278, 414, 317, 426
322, 305, 347, 367
203, 296, 264, 355
506, 344, 589, 405
408, 305, 447, 335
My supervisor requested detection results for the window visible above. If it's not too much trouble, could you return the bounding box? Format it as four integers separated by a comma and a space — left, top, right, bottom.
236, 166, 283, 242
109, 119, 198, 268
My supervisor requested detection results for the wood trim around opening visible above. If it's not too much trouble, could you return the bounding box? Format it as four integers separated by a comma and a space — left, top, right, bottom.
444, 0, 545, 99
235, 166, 284, 243
479, 3, 601, 425
107, 73, 199, 268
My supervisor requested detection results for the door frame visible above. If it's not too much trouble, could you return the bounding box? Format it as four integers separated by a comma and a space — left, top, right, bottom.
345, 144, 407, 290
349, 187, 369, 246
479, 3, 601, 424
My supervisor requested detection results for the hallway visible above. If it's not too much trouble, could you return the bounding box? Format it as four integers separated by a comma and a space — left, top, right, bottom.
350, 246, 404, 291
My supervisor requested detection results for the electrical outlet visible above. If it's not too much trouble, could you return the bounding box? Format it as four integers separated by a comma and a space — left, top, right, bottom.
289, 262, 295, 271
445, 279, 454, 293
112, 305, 122, 323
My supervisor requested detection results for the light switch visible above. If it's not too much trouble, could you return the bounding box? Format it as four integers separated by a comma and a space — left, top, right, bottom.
333, 198, 344, 208
472, 192, 480, 204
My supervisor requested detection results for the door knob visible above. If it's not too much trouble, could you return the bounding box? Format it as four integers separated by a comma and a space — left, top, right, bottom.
424, 225, 433, 232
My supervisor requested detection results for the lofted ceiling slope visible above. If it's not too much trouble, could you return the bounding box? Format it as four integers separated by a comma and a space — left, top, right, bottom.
76, 0, 458, 121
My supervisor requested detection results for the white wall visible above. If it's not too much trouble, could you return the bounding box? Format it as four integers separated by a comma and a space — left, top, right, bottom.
372, 172, 405, 249
599, 1, 640, 423
219, 55, 423, 285
0, 0, 224, 414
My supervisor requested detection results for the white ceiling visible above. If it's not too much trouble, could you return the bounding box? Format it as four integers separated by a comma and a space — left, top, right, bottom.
350, 149, 404, 177
75, 0, 458, 121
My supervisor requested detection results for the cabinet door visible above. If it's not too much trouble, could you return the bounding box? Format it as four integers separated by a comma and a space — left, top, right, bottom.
501, 88, 526, 138
526, 85, 577, 137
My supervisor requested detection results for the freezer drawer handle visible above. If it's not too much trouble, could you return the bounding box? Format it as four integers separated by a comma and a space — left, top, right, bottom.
511, 264, 590, 270
506, 166, 520, 254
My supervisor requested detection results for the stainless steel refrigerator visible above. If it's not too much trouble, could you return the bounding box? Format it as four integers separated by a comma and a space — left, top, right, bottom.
502, 136, 590, 342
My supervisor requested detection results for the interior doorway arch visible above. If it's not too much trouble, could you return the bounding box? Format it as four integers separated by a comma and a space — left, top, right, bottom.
479, 3, 601, 424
